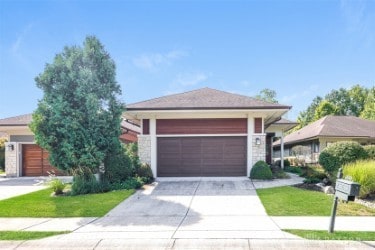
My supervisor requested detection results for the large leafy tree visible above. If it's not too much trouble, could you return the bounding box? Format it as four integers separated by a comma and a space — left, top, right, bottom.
255, 88, 278, 103
314, 100, 337, 120
361, 87, 375, 120
30, 36, 123, 176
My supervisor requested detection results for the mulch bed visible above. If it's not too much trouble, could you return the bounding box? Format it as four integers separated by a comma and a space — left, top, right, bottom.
293, 183, 325, 192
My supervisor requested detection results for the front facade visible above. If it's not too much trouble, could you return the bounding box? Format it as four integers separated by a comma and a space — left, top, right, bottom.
125, 88, 292, 177
273, 115, 375, 164
0, 114, 140, 177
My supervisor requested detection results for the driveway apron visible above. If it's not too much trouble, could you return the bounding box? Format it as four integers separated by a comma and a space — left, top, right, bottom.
64, 177, 289, 240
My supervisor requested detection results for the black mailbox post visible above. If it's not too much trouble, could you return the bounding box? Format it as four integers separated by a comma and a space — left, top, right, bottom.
328, 169, 361, 233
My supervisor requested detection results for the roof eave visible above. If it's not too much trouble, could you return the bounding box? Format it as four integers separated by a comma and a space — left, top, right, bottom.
126, 106, 291, 111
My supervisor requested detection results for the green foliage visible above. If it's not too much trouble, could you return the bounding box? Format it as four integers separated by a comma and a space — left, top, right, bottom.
319, 141, 368, 178
0, 188, 134, 217
284, 166, 303, 176
125, 142, 140, 168
30, 36, 123, 174
135, 163, 154, 184
273, 159, 291, 168
303, 177, 321, 184
360, 87, 375, 120
71, 171, 100, 196
293, 85, 371, 131
109, 177, 144, 190
0, 231, 70, 240
250, 160, 272, 180
314, 100, 337, 120
48, 178, 66, 195
103, 144, 133, 184
255, 88, 278, 103
363, 145, 375, 159
343, 160, 375, 198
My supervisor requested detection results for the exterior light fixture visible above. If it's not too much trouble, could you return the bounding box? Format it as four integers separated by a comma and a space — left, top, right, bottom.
255, 138, 261, 145
6, 144, 14, 151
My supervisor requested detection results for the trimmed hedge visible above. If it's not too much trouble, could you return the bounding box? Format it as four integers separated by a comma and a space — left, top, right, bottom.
319, 141, 368, 178
250, 160, 272, 180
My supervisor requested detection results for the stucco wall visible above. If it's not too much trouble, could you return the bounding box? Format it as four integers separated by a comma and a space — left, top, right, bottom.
5, 142, 17, 177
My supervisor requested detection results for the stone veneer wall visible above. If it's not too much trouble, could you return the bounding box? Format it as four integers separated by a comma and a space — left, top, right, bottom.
252, 135, 266, 164
138, 135, 151, 165
5, 143, 17, 177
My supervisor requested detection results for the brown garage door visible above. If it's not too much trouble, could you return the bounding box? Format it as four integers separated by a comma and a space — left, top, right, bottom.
157, 137, 247, 177
22, 144, 61, 176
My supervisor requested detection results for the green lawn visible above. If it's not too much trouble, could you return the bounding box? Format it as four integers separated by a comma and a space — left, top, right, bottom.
0, 188, 134, 217
0, 231, 69, 240
284, 229, 375, 241
257, 186, 375, 216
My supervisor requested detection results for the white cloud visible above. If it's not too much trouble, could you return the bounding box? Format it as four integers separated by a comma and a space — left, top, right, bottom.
280, 84, 319, 104
132, 49, 188, 71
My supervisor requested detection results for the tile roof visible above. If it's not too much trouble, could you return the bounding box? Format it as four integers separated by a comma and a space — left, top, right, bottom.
0, 114, 32, 126
127, 87, 291, 110
274, 115, 375, 146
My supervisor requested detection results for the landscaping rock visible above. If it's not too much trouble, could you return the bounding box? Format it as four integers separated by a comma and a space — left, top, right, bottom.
324, 186, 335, 194
322, 178, 331, 185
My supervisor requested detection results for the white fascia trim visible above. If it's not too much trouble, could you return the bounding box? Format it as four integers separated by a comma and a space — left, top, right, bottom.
157, 134, 248, 137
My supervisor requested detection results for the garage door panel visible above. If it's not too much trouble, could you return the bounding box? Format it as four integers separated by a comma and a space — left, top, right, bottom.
157, 137, 246, 177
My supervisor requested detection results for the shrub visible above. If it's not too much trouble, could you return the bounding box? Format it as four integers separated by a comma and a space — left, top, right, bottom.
48, 178, 66, 195
364, 145, 375, 160
103, 144, 133, 184
274, 159, 291, 168
0, 138, 6, 171
71, 172, 100, 195
135, 163, 154, 184
343, 160, 375, 198
250, 160, 272, 180
284, 166, 303, 176
303, 177, 321, 184
319, 141, 368, 178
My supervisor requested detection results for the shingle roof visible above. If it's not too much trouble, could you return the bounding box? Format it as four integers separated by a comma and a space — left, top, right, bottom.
0, 114, 32, 126
274, 115, 375, 146
127, 87, 291, 110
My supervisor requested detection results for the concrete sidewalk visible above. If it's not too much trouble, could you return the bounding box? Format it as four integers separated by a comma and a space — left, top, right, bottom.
1, 216, 374, 232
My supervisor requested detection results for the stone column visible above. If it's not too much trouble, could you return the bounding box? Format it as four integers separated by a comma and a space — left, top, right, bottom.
252, 135, 266, 163
5, 142, 18, 177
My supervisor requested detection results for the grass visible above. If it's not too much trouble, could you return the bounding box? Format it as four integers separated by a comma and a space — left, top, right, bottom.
257, 186, 375, 216
0, 188, 134, 217
0, 231, 70, 240
284, 229, 375, 241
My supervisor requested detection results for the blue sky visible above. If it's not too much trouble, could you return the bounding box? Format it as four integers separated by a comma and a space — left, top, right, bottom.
0, 0, 374, 120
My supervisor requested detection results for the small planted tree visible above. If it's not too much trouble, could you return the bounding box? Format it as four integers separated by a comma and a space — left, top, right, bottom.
30, 36, 123, 194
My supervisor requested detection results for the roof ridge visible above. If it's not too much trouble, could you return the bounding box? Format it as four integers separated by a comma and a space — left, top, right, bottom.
126, 87, 210, 106
0, 113, 32, 121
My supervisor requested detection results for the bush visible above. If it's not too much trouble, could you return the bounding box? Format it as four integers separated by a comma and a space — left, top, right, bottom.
303, 177, 321, 184
109, 177, 144, 191
364, 145, 375, 160
71, 172, 100, 195
274, 159, 291, 168
284, 166, 303, 176
135, 163, 154, 184
103, 144, 133, 184
250, 161, 272, 180
343, 160, 375, 198
319, 141, 368, 178
48, 178, 66, 195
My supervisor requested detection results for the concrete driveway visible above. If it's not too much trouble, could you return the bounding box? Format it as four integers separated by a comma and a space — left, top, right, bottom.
61, 177, 292, 240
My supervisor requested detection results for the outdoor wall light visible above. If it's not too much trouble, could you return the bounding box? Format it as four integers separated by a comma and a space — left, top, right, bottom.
6, 144, 14, 151
255, 137, 261, 145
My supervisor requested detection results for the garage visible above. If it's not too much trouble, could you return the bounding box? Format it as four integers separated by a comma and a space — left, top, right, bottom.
157, 136, 247, 177
22, 144, 60, 176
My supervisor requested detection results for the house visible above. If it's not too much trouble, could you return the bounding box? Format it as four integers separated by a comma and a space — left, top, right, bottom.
0, 113, 140, 177
273, 115, 375, 164
124, 87, 295, 177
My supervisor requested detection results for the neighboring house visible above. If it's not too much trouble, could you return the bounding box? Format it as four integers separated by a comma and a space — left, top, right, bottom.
273, 115, 375, 164
124, 87, 294, 177
0, 113, 140, 177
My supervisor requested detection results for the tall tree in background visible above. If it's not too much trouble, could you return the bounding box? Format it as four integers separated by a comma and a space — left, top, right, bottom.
361, 87, 375, 120
255, 88, 278, 103
30, 36, 123, 178
294, 96, 323, 130
314, 100, 337, 120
